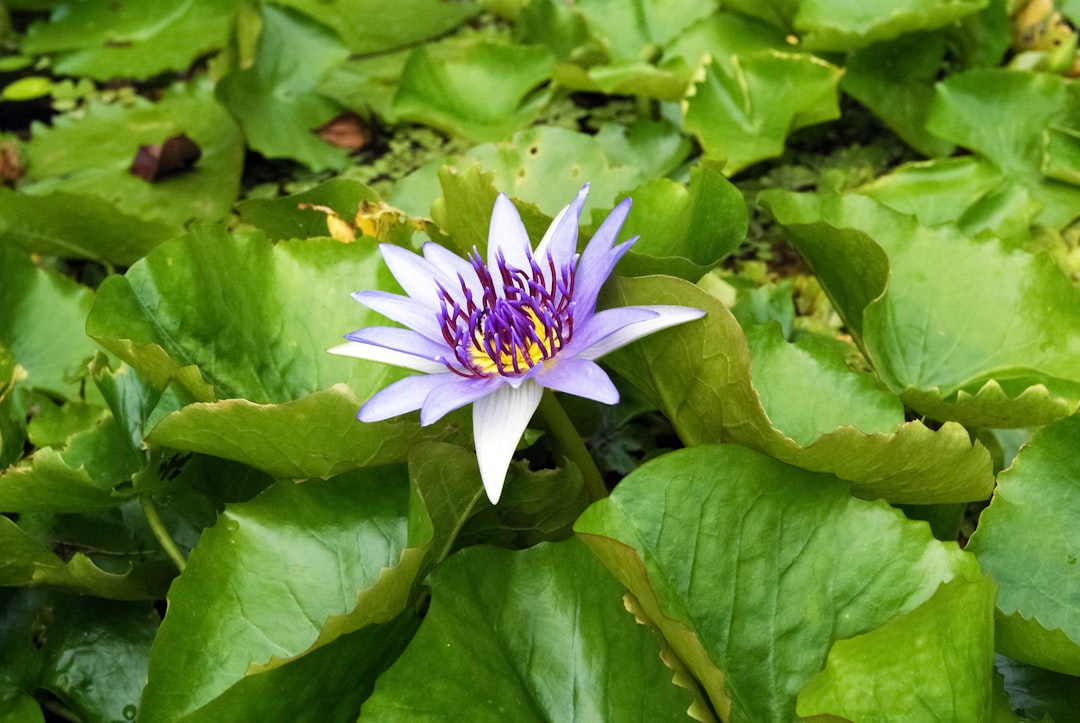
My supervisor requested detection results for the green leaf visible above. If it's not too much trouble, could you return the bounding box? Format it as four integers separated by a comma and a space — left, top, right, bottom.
601, 275, 994, 504
463, 126, 645, 218
574, 0, 719, 60
797, 576, 997, 720
762, 190, 1080, 427
668, 13, 842, 173
968, 413, 1080, 675
926, 68, 1080, 228
0, 413, 143, 513
594, 119, 693, 180
841, 32, 955, 157
361, 538, 695, 721
615, 160, 747, 280
394, 37, 556, 143
87, 227, 396, 404
140, 467, 427, 721
575, 444, 985, 722
216, 4, 352, 171
0, 244, 95, 399
236, 177, 381, 242
743, 321, 904, 446
0, 516, 173, 599
791, 0, 988, 50
0, 589, 157, 723
0, 188, 174, 266
20, 80, 244, 233
21, 0, 236, 80
997, 655, 1080, 722
272, 0, 478, 54
858, 156, 1041, 245
146, 385, 461, 480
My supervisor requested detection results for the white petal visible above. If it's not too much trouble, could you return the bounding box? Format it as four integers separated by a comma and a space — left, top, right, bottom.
422, 242, 482, 299
577, 305, 705, 360
351, 290, 442, 341
328, 341, 446, 373
472, 381, 543, 504
357, 373, 454, 422
487, 193, 533, 272
534, 357, 619, 404
379, 244, 452, 302
534, 183, 588, 263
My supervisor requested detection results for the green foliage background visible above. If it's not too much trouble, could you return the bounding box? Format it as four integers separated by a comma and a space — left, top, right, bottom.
2, 0, 1080, 720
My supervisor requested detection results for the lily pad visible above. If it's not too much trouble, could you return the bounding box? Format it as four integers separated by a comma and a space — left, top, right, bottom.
575, 444, 985, 722
20, 80, 243, 233
926, 68, 1080, 228
840, 31, 955, 157
615, 160, 748, 280
0, 516, 173, 599
0, 188, 175, 267
361, 538, 695, 721
0, 589, 157, 723
967, 413, 1080, 676
798, 575, 996, 720
0, 243, 96, 399
21, 0, 236, 80
601, 275, 994, 504
762, 190, 1080, 427
273, 0, 478, 54
216, 4, 352, 171
393, 36, 556, 142
87, 225, 460, 476
672, 14, 843, 174
139, 467, 427, 721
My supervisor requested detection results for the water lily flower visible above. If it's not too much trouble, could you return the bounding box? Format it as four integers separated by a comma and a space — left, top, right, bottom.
330, 184, 704, 503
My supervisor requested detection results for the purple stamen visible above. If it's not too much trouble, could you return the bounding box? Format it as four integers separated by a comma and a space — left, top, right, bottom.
436, 245, 576, 378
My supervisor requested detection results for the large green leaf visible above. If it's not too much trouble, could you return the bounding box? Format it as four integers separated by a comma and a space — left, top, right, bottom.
857, 156, 1041, 246
968, 413, 1080, 676
272, 0, 478, 54
216, 4, 352, 171
926, 68, 1080, 228
88, 226, 394, 403
0, 516, 173, 599
720, 0, 986, 49
0, 589, 157, 723
762, 190, 1080, 427
797, 576, 997, 720
791, 0, 988, 50
146, 385, 459, 480
463, 126, 645, 218
575, 444, 986, 722
361, 538, 695, 721
601, 275, 994, 504
0, 188, 174, 267
672, 14, 842, 174
21, 0, 236, 80
997, 655, 1080, 721
393, 36, 556, 142
0, 244, 96, 399
840, 31, 955, 157
139, 467, 427, 721
19, 80, 244, 233
574, 0, 719, 59
614, 160, 748, 280
86, 225, 456, 476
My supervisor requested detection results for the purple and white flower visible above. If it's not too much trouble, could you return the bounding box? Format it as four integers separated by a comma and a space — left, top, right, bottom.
330, 184, 704, 503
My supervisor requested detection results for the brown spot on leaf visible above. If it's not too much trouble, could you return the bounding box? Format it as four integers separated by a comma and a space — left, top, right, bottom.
130, 134, 202, 182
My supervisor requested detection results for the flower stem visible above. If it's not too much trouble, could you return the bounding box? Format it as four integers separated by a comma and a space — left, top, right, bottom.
537, 389, 607, 502
141, 494, 187, 573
